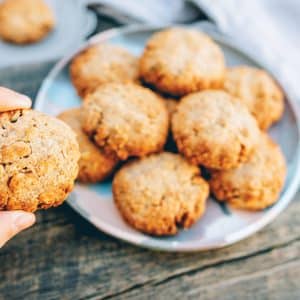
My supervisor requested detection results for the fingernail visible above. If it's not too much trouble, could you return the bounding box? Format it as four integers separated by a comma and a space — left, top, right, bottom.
0, 87, 32, 110
15, 94, 31, 108
14, 213, 35, 230
11, 92, 31, 108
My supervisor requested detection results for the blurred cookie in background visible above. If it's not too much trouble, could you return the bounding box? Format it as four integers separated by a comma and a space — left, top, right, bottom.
0, 0, 97, 68
0, 0, 55, 44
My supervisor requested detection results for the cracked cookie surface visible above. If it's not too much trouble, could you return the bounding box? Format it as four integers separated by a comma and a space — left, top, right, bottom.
0, 0, 55, 44
82, 83, 169, 160
139, 27, 225, 96
113, 152, 209, 235
223, 66, 284, 130
58, 108, 118, 183
209, 133, 286, 210
70, 43, 139, 97
0, 109, 80, 212
172, 90, 260, 170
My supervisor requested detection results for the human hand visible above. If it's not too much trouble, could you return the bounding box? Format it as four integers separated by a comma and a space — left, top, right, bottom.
0, 211, 35, 248
0, 86, 31, 111
0, 87, 35, 248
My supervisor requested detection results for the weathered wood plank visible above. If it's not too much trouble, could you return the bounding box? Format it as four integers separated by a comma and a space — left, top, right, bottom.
0, 195, 299, 300
116, 240, 300, 300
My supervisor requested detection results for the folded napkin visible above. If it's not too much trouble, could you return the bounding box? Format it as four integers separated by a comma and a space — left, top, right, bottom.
196, 0, 300, 102
86, 0, 201, 24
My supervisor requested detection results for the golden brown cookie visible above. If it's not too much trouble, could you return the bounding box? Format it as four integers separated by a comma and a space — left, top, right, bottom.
0, 0, 55, 44
58, 108, 118, 183
70, 43, 139, 97
82, 83, 169, 160
139, 27, 225, 96
172, 90, 260, 170
223, 66, 284, 130
209, 133, 286, 210
0, 109, 79, 212
113, 152, 209, 235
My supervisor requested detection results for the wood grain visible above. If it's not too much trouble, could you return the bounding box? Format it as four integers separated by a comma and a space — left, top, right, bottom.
0, 192, 299, 300
0, 61, 299, 300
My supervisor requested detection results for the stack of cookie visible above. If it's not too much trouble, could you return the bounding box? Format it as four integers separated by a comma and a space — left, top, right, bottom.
59, 27, 286, 236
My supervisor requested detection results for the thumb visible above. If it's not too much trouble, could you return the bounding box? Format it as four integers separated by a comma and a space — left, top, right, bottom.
0, 211, 36, 248
0, 87, 31, 112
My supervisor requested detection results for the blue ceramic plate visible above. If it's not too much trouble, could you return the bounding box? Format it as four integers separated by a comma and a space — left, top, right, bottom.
35, 23, 300, 252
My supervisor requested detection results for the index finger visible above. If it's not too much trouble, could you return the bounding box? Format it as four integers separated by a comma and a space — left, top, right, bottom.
0, 87, 32, 112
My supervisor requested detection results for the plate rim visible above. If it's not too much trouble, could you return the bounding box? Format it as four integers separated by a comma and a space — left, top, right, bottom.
35, 22, 300, 252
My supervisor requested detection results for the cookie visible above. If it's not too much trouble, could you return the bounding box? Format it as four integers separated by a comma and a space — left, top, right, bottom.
0, 0, 55, 44
70, 43, 139, 97
58, 108, 118, 183
223, 66, 284, 130
164, 98, 178, 119
172, 90, 260, 170
163, 98, 178, 152
0, 109, 79, 212
113, 152, 209, 235
139, 27, 225, 96
82, 83, 169, 160
210, 133, 286, 210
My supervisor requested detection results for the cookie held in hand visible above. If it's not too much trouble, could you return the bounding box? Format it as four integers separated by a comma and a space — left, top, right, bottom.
0, 110, 80, 212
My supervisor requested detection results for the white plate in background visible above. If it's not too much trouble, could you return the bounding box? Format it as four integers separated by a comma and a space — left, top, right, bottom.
0, 0, 97, 68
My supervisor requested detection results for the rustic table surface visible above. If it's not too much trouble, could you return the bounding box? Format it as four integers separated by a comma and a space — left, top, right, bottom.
1, 20, 300, 300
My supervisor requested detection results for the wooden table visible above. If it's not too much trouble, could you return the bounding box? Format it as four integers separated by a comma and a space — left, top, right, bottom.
0, 51, 300, 300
